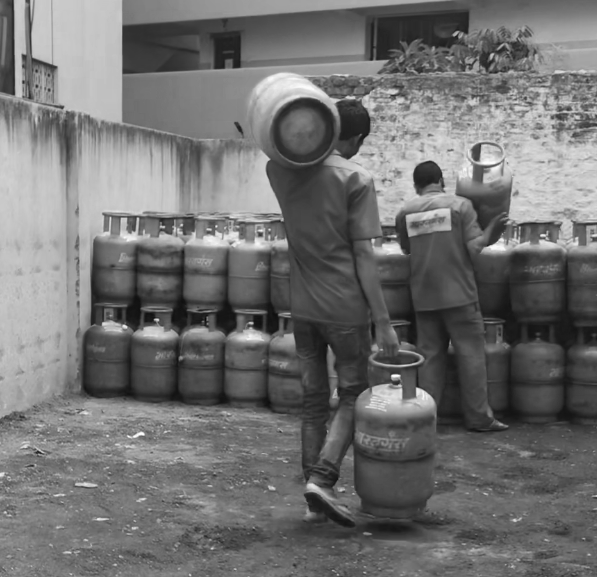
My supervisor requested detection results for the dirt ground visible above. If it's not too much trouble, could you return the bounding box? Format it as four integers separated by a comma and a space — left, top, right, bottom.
0, 395, 596, 577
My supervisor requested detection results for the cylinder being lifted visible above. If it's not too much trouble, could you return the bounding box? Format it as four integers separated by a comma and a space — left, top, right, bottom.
247, 72, 341, 169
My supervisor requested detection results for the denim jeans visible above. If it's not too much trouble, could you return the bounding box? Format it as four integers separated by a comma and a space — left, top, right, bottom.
293, 320, 371, 489
415, 302, 494, 429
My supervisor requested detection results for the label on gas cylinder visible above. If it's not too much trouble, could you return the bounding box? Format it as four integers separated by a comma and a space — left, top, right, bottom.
579, 263, 597, 277
86, 344, 106, 354
496, 325, 503, 343
181, 352, 216, 362
185, 257, 214, 268
354, 430, 410, 455
255, 261, 270, 272
269, 359, 289, 371
155, 350, 177, 361
365, 389, 393, 412
118, 253, 135, 264
548, 367, 565, 379
520, 263, 565, 278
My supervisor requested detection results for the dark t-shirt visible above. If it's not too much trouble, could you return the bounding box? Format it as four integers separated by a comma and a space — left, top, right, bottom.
266, 152, 382, 326
395, 192, 483, 312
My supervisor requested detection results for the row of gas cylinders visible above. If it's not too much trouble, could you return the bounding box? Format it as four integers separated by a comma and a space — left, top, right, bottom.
474, 219, 597, 326
92, 211, 412, 320
84, 303, 597, 425
84, 305, 339, 411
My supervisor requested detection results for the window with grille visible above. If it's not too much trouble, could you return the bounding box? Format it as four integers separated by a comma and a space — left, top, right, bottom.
22, 56, 57, 104
0, 0, 15, 95
372, 12, 469, 61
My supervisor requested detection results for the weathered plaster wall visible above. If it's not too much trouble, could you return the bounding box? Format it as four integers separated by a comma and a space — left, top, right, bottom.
312, 72, 597, 236
0, 94, 274, 418
0, 97, 69, 416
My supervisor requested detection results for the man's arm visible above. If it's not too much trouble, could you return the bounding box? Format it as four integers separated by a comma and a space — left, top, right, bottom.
461, 200, 507, 258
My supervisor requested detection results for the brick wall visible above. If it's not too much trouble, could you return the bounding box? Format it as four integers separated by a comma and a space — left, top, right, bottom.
309, 72, 597, 238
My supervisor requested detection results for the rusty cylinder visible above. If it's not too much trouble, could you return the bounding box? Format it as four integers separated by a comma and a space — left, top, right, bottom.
511, 324, 565, 423
131, 307, 179, 402
137, 214, 184, 309
566, 328, 597, 425
567, 223, 597, 327
224, 310, 271, 407
184, 217, 229, 311
178, 309, 226, 406
268, 313, 302, 414
83, 303, 133, 398
92, 212, 138, 305
228, 221, 272, 310
510, 222, 566, 324
355, 352, 435, 519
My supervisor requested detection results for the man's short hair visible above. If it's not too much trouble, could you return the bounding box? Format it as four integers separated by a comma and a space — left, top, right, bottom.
336, 99, 371, 142
413, 161, 444, 189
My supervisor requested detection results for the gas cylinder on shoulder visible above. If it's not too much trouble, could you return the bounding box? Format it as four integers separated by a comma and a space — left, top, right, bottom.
268, 313, 302, 414
178, 309, 226, 405
92, 212, 138, 305
355, 351, 435, 519
224, 310, 271, 407
131, 307, 179, 402
83, 303, 133, 398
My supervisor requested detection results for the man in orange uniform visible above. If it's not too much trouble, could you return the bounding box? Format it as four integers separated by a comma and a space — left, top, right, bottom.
266, 99, 399, 528
395, 161, 509, 432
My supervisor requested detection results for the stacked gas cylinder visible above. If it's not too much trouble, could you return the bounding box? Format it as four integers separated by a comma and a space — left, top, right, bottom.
84, 210, 343, 412
439, 219, 597, 426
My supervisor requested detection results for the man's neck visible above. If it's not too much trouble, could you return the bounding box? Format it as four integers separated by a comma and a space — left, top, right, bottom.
420, 184, 444, 195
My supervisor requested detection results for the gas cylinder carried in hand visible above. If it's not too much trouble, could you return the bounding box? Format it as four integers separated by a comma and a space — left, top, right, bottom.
83, 303, 133, 398
566, 328, 597, 425
355, 351, 435, 520
510, 222, 567, 324
372, 235, 411, 320
268, 313, 302, 414
131, 307, 179, 402
511, 324, 565, 423
228, 220, 272, 311
567, 222, 597, 327
184, 217, 229, 311
455, 141, 513, 246
270, 220, 291, 313
92, 212, 138, 305
137, 214, 184, 309
247, 72, 341, 169
224, 310, 271, 407
178, 309, 226, 406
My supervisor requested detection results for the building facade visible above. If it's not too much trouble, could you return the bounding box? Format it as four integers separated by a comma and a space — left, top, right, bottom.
123, 0, 597, 73
122, 0, 597, 140
0, 0, 122, 122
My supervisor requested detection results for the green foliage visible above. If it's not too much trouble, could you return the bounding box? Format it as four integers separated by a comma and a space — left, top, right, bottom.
378, 25, 542, 75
